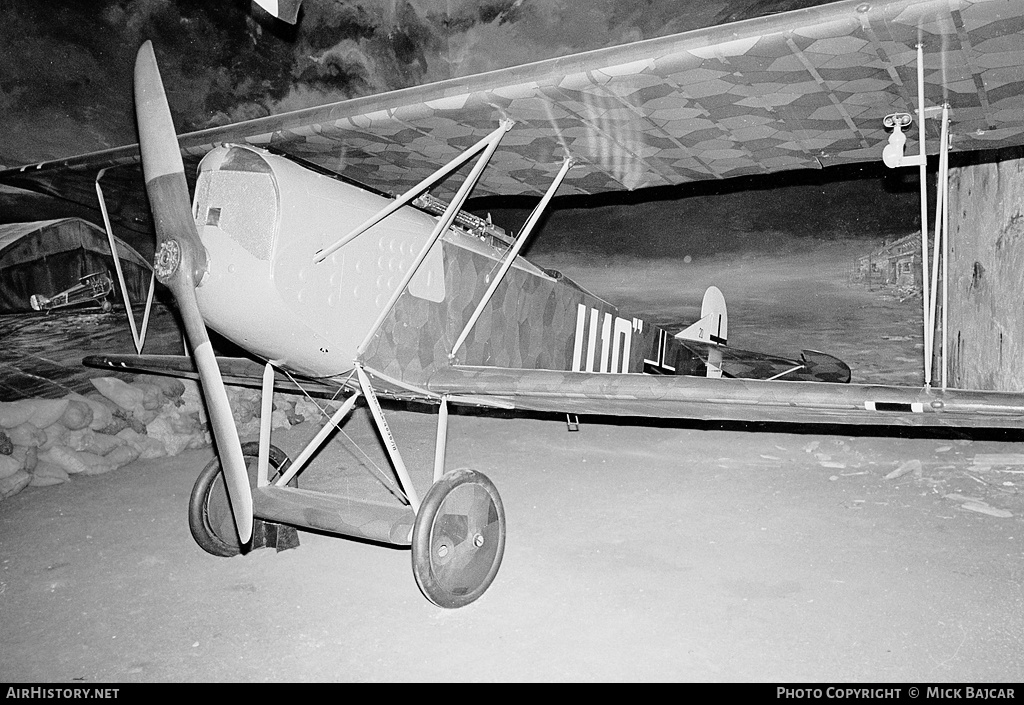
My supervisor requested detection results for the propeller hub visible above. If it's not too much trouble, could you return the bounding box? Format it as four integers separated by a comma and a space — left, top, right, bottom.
154, 239, 182, 281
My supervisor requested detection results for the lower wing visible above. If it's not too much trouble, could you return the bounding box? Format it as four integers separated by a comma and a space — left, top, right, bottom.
86, 354, 1024, 431
428, 366, 1024, 431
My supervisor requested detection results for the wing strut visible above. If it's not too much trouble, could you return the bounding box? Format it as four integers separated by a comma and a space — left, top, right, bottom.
353, 121, 513, 357
94, 169, 156, 354
450, 158, 574, 360
313, 120, 514, 263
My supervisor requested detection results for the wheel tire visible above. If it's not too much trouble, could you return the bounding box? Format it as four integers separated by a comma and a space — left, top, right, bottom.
188, 441, 293, 557
412, 468, 506, 608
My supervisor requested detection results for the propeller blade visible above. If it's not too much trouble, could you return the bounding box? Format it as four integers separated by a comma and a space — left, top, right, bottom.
133, 41, 206, 282
175, 287, 253, 545
134, 41, 253, 545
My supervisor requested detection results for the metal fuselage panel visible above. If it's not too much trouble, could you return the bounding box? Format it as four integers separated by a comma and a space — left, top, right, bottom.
193, 146, 344, 375
190, 144, 698, 386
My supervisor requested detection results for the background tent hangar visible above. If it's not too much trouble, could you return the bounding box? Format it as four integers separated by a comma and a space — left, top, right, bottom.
0, 218, 153, 313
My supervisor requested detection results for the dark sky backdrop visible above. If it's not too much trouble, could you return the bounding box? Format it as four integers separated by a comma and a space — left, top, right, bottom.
0, 0, 924, 256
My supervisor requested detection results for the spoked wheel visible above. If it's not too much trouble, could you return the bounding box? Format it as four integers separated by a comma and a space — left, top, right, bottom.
412, 468, 506, 608
188, 441, 294, 557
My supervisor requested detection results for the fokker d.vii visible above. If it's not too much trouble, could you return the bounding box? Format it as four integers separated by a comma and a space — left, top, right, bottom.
30, 272, 116, 314
3, 0, 1024, 607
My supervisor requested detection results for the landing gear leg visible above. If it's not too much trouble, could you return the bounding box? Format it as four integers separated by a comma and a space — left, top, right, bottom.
357, 369, 507, 607
188, 441, 297, 557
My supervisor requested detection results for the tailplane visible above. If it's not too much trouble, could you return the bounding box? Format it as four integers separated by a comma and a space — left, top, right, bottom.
675, 286, 728, 378
673, 286, 851, 383
675, 285, 728, 346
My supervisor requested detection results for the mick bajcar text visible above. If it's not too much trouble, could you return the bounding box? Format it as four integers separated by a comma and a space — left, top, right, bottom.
777, 688, 1015, 699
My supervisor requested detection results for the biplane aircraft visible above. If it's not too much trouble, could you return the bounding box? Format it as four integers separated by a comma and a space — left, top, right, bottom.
3, 0, 1024, 607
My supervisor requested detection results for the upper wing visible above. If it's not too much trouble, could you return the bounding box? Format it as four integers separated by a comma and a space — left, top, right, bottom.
3, 0, 1023, 226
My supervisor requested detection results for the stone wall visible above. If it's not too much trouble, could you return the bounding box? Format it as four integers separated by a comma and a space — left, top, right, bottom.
947, 146, 1024, 391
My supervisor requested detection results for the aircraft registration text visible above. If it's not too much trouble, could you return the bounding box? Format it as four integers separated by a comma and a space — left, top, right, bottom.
571, 304, 637, 374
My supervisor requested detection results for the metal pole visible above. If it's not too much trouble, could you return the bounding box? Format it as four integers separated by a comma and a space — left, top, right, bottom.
928, 122, 943, 384
916, 42, 931, 386
940, 105, 950, 389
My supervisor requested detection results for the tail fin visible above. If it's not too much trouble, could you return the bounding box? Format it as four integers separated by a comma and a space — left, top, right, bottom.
675, 285, 728, 346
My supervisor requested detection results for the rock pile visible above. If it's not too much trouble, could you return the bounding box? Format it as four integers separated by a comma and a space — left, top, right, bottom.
0, 374, 327, 502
